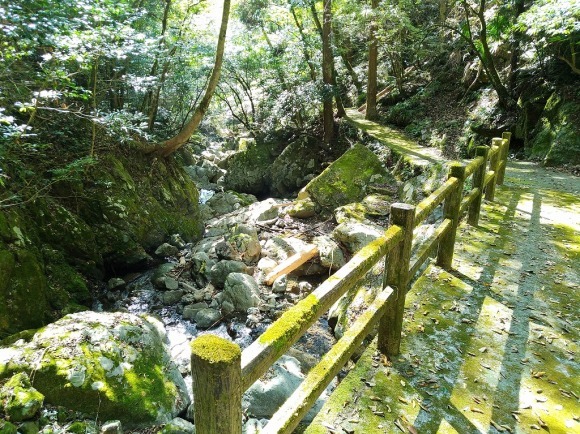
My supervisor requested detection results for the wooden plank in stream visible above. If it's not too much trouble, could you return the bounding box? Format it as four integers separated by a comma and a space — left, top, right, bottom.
265, 246, 319, 285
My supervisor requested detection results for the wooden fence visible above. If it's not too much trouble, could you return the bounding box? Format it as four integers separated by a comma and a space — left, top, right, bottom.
189, 132, 512, 434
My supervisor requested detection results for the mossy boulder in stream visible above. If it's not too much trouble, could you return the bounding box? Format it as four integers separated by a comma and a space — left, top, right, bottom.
305, 144, 396, 211
0, 312, 189, 427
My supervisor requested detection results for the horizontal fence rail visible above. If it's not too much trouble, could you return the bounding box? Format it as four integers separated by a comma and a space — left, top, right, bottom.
190, 132, 511, 434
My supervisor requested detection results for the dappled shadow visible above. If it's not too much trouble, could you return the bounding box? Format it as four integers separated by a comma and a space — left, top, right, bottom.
306, 162, 580, 433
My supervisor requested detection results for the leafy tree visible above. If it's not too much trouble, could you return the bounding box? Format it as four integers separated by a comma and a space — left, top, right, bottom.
517, 0, 580, 75
154, 0, 232, 157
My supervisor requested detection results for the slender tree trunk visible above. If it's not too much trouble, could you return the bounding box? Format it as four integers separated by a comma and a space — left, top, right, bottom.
155, 0, 231, 157
290, 5, 317, 81
334, 26, 363, 97
508, 0, 525, 93
461, 0, 512, 109
366, 0, 379, 120
322, 0, 334, 146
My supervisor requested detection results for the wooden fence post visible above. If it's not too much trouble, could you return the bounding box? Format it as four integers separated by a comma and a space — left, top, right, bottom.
437, 163, 466, 270
378, 203, 415, 356
496, 132, 511, 185
468, 146, 489, 226
485, 138, 502, 201
191, 335, 242, 434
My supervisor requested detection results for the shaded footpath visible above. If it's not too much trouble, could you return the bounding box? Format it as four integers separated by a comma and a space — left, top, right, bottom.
305, 161, 580, 433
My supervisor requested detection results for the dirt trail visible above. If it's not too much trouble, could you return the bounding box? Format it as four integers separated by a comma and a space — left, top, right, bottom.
305, 161, 580, 434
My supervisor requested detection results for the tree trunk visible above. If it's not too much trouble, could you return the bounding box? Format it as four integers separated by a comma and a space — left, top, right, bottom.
290, 5, 317, 81
508, 0, 525, 92
155, 0, 231, 157
322, 0, 334, 147
366, 0, 379, 120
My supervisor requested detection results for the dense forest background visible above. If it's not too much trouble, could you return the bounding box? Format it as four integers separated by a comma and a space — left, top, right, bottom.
0, 0, 578, 334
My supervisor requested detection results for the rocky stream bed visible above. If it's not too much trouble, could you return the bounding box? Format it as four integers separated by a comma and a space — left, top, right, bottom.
1, 138, 446, 434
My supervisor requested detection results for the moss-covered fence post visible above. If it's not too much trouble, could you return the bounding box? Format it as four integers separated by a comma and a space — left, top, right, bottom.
468, 146, 489, 226
496, 132, 511, 185
485, 138, 502, 201
191, 335, 242, 434
378, 203, 415, 356
437, 163, 466, 270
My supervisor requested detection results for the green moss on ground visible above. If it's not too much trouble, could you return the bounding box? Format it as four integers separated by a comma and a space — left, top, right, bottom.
307, 161, 580, 433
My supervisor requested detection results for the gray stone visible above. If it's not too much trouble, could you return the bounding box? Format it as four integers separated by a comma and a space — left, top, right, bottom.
164, 277, 179, 291
257, 257, 277, 276
362, 194, 391, 216
155, 243, 180, 257
152, 263, 177, 288
224, 273, 260, 312
287, 198, 317, 219
100, 420, 122, 434
272, 275, 287, 294
170, 234, 186, 249
158, 417, 196, 434
182, 302, 209, 321
314, 236, 346, 271
161, 290, 184, 306
107, 278, 126, 291
242, 356, 326, 422
332, 221, 384, 253
209, 260, 251, 288
334, 202, 368, 224
221, 300, 235, 316
195, 308, 222, 329
206, 191, 257, 217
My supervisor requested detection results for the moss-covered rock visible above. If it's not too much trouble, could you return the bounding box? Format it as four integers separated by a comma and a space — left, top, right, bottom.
305, 144, 396, 211
0, 420, 18, 434
270, 136, 323, 196
0, 312, 189, 428
287, 198, 317, 219
222, 140, 278, 196
0, 248, 50, 336
529, 90, 580, 166
0, 150, 202, 338
0, 372, 44, 421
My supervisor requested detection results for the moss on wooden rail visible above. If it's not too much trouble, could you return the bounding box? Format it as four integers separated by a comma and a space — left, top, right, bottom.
414, 178, 457, 226
263, 286, 394, 434
241, 225, 403, 389
409, 218, 452, 278
460, 187, 481, 216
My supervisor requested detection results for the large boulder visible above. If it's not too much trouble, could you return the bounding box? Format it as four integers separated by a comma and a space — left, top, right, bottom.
305, 144, 396, 211
270, 136, 323, 196
529, 91, 580, 166
223, 273, 260, 312
222, 141, 277, 196
332, 221, 384, 254
204, 191, 257, 219
0, 312, 189, 427
243, 356, 326, 422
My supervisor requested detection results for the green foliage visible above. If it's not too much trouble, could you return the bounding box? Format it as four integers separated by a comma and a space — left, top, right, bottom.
517, 0, 579, 72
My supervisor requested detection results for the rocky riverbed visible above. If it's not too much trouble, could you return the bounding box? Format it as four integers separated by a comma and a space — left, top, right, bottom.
1, 138, 445, 433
